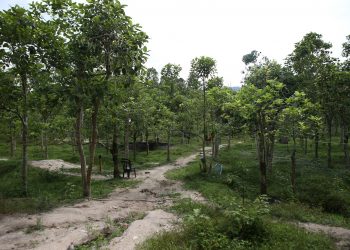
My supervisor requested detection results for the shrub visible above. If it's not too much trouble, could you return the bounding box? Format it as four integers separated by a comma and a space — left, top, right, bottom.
322, 193, 349, 216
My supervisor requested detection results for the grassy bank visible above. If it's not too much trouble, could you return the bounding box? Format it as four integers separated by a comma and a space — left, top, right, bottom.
139, 138, 350, 249
0, 138, 201, 214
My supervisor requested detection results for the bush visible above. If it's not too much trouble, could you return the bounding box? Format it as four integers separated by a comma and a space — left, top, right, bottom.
322, 193, 349, 216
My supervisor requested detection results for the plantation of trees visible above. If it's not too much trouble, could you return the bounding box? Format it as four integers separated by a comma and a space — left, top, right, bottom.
0, 0, 349, 249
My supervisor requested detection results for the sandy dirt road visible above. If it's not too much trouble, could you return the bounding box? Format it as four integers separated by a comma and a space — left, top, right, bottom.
0, 151, 204, 250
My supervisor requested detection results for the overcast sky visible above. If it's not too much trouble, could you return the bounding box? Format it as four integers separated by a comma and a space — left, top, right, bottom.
1, 0, 349, 86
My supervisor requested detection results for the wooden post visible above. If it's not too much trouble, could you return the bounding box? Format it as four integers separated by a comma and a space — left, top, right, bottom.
99, 155, 102, 174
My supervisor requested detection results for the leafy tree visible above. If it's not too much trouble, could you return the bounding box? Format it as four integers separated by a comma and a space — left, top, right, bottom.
0, 5, 60, 195
236, 81, 285, 194
189, 56, 217, 172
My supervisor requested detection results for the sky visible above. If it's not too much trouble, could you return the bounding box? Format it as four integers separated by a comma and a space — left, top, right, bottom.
1, 0, 349, 86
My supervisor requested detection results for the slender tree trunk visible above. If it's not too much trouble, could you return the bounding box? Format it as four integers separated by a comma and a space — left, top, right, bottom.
202, 78, 207, 172
259, 160, 267, 194
167, 130, 171, 162
106, 136, 110, 153
41, 130, 44, 156
340, 125, 344, 144
211, 133, 215, 157
304, 137, 308, 155
44, 131, 48, 159
257, 119, 267, 195
112, 124, 119, 178
10, 123, 16, 158
267, 134, 275, 173
291, 149, 296, 194
314, 129, 319, 159
228, 133, 231, 150
21, 74, 28, 196
145, 129, 149, 156
181, 130, 185, 144
214, 135, 220, 158
87, 99, 100, 197
124, 117, 130, 159
327, 117, 332, 168
133, 132, 137, 161
71, 131, 76, 154
291, 129, 297, 194
343, 123, 350, 168
75, 99, 88, 197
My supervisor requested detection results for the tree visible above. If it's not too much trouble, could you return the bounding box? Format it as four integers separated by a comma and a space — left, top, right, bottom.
0, 5, 59, 195
287, 32, 333, 161
236, 80, 285, 194
280, 91, 315, 193
189, 56, 217, 172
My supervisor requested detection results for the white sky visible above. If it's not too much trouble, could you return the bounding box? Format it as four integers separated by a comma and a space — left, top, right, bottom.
1, 0, 349, 86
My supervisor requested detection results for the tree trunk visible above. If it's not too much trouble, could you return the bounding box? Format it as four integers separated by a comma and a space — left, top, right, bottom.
228, 133, 231, 150
145, 130, 149, 156
106, 136, 110, 153
267, 134, 275, 173
291, 149, 296, 194
314, 129, 319, 159
87, 99, 100, 197
214, 135, 220, 159
304, 137, 308, 155
21, 74, 28, 196
167, 130, 171, 162
211, 133, 215, 158
202, 78, 207, 172
112, 124, 119, 178
133, 132, 137, 161
41, 130, 44, 156
327, 117, 332, 168
291, 130, 296, 194
10, 123, 16, 158
124, 117, 130, 159
343, 124, 350, 168
75, 99, 89, 197
44, 131, 48, 159
340, 125, 344, 144
257, 114, 267, 195
259, 160, 267, 195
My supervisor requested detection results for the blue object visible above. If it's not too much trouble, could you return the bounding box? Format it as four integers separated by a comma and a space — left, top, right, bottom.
215, 163, 223, 175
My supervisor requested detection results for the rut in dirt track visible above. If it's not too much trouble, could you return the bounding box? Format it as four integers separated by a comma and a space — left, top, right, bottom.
0, 151, 205, 250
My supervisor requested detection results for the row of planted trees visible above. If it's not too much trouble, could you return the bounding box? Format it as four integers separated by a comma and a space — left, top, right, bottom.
0, 0, 230, 198
0, 0, 349, 199
236, 32, 350, 194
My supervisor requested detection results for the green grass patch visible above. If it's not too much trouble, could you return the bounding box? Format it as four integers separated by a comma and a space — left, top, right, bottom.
77, 211, 146, 250
0, 160, 138, 214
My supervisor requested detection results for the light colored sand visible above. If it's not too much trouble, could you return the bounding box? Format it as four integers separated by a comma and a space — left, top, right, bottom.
298, 222, 350, 249
0, 151, 205, 250
30, 159, 112, 180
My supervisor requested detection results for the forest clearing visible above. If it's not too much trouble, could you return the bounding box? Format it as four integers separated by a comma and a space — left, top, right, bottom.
0, 0, 350, 249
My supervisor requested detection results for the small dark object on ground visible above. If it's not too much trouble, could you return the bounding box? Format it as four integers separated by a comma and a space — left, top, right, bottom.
121, 158, 136, 178
145, 171, 150, 174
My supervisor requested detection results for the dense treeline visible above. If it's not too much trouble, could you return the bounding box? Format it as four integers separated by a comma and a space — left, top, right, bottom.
0, 0, 349, 200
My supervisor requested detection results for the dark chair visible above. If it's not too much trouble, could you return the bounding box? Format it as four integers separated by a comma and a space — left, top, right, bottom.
121, 158, 136, 178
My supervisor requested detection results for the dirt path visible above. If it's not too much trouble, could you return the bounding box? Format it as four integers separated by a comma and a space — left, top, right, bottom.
30, 159, 111, 180
0, 151, 205, 250
298, 222, 350, 250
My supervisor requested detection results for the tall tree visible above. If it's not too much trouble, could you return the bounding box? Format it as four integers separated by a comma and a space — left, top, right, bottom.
189, 56, 217, 172
0, 5, 59, 195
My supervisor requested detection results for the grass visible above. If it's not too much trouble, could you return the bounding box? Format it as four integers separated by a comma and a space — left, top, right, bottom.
140, 198, 335, 250
76, 211, 146, 250
0, 159, 138, 214
0, 138, 202, 173
0, 137, 201, 214
138, 136, 350, 249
